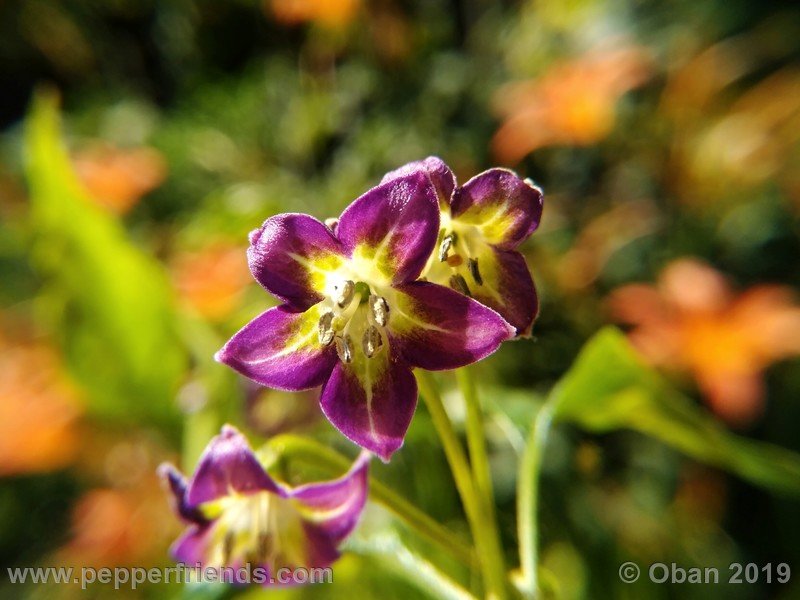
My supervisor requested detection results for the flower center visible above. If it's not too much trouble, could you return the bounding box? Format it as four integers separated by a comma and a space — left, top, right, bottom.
317, 278, 390, 363
204, 491, 304, 569
434, 225, 485, 296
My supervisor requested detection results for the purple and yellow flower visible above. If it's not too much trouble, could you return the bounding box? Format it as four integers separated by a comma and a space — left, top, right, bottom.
215, 172, 514, 459
158, 426, 369, 583
383, 157, 544, 336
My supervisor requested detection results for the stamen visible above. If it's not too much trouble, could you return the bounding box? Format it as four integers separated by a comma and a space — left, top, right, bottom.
256, 532, 272, 563
438, 234, 454, 262
335, 280, 355, 308
449, 274, 471, 296
468, 258, 483, 285
222, 531, 235, 565
362, 325, 383, 358
335, 335, 353, 363
318, 311, 335, 346
369, 295, 389, 327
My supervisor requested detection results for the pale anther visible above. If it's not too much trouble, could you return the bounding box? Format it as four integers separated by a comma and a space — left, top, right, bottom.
318, 311, 335, 346
369, 295, 389, 326
335, 280, 355, 308
438, 234, 454, 262
362, 325, 383, 358
335, 335, 353, 363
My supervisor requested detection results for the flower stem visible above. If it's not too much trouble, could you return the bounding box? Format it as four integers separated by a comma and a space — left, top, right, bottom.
263, 433, 476, 567
455, 368, 507, 589
516, 401, 554, 598
417, 370, 508, 600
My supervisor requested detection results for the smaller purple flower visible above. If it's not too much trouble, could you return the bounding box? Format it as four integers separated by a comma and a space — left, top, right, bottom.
216, 172, 514, 460
158, 425, 369, 585
383, 157, 544, 336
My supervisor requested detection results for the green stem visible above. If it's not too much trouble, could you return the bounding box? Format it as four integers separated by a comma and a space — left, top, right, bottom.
263, 434, 476, 567
417, 371, 508, 600
516, 401, 554, 598
456, 368, 506, 587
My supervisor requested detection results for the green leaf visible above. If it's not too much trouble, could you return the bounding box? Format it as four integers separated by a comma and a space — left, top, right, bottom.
23, 90, 186, 425
551, 326, 800, 495
345, 532, 477, 600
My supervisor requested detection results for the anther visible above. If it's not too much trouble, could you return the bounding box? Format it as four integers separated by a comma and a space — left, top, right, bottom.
318, 311, 335, 346
362, 325, 383, 358
438, 234, 454, 262
449, 274, 471, 296
468, 258, 483, 285
335, 335, 353, 363
334, 280, 355, 308
369, 295, 389, 326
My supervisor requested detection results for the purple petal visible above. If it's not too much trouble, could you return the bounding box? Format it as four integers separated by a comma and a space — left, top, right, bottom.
171, 524, 211, 565
381, 156, 457, 205
451, 169, 543, 249
336, 172, 440, 284
320, 355, 417, 461
157, 463, 207, 524
290, 451, 370, 544
248, 214, 347, 310
216, 304, 337, 391
186, 425, 281, 506
468, 247, 539, 337
389, 281, 514, 370
301, 524, 342, 568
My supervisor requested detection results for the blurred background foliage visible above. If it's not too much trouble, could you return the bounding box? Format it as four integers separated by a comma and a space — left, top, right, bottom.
1, 0, 800, 598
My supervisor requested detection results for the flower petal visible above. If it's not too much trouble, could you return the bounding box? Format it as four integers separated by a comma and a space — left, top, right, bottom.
290, 451, 370, 544
171, 524, 211, 565
451, 168, 543, 249
337, 172, 440, 284
216, 303, 337, 391
464, 246, 539, 336
186, 425, 281, 506
320, 353, 417, 461
389, 281, 514, 370
381, 156, 457, 205
248, 214, 347, 309
157, 462, 207, 524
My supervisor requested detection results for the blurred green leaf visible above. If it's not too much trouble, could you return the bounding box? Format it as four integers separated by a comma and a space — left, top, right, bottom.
551, 327, 800, 495
24, 90, 186, 426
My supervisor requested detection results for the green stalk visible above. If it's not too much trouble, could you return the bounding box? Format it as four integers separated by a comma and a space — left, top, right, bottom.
263, 434, 476, 567
417, 371, 508, 600
456, 368, 507, 588
516, 401, 554, 598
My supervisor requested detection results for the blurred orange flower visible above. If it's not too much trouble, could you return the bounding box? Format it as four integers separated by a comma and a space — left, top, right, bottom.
492, 45, 652, 164
608, 259, 800, 426
268, 0, 361, 28
0, 337, 82, 476
73, 143, 167, 215
172, 244, 252, 320
660, 32, 800, 206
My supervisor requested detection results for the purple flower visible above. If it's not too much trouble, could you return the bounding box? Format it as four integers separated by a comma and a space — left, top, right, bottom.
158, 425, 369, 584
215, 172, 514, 460
383, 157, 544, 336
